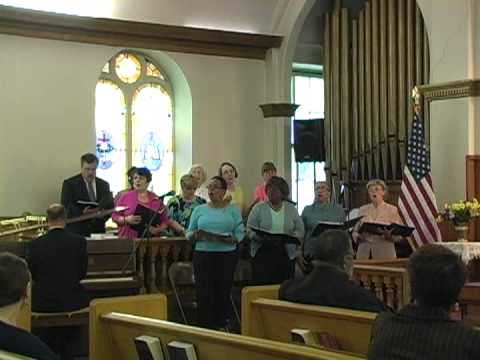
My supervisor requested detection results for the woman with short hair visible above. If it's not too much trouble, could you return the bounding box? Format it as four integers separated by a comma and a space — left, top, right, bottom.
218, 161, 245, 214
353, 179, 403, 259
187, 176, 245, 329
112, 167, 183, 238
247, 176, 304, 285
189, 164, 209, 201
167, 174, 206, 233
253, 161, 277, 202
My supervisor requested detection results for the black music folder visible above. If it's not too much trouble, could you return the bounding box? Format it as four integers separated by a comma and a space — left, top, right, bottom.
249, 226, 301, 246
359, 222, 414, 237
311, 216, 363, 237
130, 204, 163, 234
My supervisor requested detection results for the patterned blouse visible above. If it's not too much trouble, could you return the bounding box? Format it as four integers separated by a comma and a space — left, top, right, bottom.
167, 195, 206, 229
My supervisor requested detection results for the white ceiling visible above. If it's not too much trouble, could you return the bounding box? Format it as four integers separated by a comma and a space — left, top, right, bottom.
0, 0, 289, 34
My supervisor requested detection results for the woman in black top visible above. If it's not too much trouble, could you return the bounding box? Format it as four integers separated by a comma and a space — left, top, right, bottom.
0, 253, 57, 360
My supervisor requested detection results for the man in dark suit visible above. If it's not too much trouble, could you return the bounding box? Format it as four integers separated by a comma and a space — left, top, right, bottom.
61, 153, 113, 236
28, 204, 89, 312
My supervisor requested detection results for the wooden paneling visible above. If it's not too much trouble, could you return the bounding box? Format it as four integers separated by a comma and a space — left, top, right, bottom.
0, 5, 282, 59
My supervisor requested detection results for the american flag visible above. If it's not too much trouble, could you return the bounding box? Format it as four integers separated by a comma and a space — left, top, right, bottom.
398, 113, 442, 247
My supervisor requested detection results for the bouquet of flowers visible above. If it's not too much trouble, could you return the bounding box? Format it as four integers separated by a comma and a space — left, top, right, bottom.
438, 199, 480, 226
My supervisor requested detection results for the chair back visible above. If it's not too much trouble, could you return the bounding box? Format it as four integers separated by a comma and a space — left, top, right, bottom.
168, 261, 195, 286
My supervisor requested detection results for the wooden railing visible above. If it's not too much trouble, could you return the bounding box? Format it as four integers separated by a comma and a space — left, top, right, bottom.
352, 265, 410, 311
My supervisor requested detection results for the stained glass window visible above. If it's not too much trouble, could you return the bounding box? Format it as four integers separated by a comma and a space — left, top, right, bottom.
146, 61, 164, 80
95, 51, 174, 197
115, 52, 141, 84
95, 80, 127, 194
132, 84, 173, 194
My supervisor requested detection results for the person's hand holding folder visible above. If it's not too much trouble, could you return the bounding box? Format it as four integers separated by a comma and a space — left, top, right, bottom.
194, 229, 236, 244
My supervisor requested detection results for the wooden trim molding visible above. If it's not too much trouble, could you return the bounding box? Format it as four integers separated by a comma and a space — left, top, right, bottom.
259, 103, 299, 118
416, 79, 480, 103
0, 5, 283, 59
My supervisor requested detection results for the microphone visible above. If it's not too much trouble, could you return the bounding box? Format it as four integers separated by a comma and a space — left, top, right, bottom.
158, 190, 175, 199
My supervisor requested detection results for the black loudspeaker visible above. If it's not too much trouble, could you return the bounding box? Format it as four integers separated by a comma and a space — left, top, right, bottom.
293, 119, 325, 162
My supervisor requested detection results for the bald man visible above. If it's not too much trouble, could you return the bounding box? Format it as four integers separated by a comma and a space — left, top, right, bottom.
28, 204, 89, 312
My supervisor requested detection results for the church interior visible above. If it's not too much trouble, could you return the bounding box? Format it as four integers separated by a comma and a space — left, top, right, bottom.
1, 0, 480, 359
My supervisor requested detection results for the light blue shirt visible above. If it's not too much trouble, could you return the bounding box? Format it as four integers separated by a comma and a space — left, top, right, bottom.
187, 204, 245, 252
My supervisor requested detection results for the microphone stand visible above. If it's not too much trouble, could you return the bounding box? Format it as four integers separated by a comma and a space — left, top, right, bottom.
121, 207, 164, 291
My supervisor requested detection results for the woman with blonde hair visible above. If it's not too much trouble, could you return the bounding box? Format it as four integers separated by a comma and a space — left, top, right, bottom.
189, 164, 209, 201
353, 179, 403, 259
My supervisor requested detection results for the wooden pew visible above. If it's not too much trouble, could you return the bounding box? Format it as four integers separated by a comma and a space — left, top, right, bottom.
241, 286, 376, 356
90, 312, 364, 360
90, 294, 168, 358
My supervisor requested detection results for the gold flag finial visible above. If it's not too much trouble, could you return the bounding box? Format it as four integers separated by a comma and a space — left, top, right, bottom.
412, 86, 421, 114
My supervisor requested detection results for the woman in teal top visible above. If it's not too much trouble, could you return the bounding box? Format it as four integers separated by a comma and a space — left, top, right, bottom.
187, 176, 245, 329
301, 181, 345, 256
247, 176, 304, 285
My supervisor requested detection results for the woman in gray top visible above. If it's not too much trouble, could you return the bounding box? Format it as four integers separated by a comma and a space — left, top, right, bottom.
247, 176, 304, 285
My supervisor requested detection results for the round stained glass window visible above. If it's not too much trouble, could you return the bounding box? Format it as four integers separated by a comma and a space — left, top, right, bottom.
115, 53, 141, 84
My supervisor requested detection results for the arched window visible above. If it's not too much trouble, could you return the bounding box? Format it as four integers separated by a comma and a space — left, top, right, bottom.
95, 51, 174, 195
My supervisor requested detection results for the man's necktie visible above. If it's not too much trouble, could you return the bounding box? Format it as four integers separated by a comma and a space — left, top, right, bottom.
87, 181, 96, 202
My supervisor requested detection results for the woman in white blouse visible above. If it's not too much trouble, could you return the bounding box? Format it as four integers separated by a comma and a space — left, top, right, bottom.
354, 179, 403, 260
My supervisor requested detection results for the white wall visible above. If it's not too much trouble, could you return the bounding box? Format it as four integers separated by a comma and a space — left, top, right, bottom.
417, 0, 472, 205
0, 34, 266, 214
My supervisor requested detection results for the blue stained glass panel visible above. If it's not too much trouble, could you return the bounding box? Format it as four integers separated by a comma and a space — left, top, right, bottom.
132, 84, 173, 194
95, 80, 127, 194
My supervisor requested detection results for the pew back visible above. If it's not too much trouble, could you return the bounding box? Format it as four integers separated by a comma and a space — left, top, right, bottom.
241, 286, 376, 356
94, 312, 365, 360
90, 294, 168, 359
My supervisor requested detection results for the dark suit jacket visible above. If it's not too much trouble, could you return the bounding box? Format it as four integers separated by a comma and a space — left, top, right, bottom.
368, 304, 480, 359
279, 262, 388, 313
61, 174, 113, 236
28, 228, 89, 312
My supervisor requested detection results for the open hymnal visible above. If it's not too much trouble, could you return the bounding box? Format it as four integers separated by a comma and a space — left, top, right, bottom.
134, 335, 165, 360
249, 226, 301, 246
167, 341, 198, 360
359, 222, 414, 237
311, 216, 363, 237
130, 204, 164, 234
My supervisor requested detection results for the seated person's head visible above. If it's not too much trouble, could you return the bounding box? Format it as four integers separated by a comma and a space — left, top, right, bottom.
46, 203, 66, 227
309, 230, 353, 276
408, 244, 466, 310
0, 253, 31, 315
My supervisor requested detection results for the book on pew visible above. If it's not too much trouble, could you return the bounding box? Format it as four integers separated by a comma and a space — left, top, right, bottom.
249, 226, 301, 246
167, 341, 198, 360
130, 204, 164, 234
311, 216, 363, 237
291, 329, 321, 348
134, 335, 165, 360
359, 222, 414, 237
